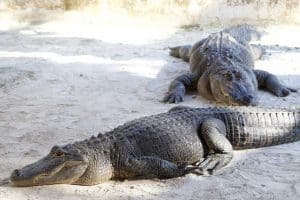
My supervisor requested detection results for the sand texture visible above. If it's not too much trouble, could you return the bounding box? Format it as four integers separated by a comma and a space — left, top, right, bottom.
0, 22, 299, 200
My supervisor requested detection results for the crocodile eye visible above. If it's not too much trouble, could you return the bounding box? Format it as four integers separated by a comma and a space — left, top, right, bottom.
224, 73, 233, 81
53, 150, 64, 157
235, 71, 242, 80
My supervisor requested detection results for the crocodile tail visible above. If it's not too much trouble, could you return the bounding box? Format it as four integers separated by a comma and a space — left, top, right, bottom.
232, 110, 300, 150
223, 24, 263, 44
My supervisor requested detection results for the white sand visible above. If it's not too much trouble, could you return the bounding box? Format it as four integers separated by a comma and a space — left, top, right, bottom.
0, 20, 299, 200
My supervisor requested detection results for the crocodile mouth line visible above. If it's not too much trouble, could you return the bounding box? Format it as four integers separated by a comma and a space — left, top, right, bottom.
11, 162, 66, 186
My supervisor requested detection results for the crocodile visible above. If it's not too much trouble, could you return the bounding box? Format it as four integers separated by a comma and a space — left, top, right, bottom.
164, 24, 297, 105
9, 106, 300, 186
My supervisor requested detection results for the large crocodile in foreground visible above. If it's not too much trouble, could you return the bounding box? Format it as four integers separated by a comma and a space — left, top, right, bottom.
164, 24, 297, 105
10, 106, 300, 186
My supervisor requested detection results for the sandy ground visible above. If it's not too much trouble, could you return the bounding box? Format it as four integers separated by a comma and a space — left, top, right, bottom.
0, 21, 299, 200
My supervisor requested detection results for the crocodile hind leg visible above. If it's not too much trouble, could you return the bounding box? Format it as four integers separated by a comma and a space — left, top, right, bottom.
169, 45, 192, 62
163, 73, 198, 103
169, 38, 206, 62
254, 70, 297, 97
123, 156, 189, 179
250, 44, 266, 60
192, 118, 233, 175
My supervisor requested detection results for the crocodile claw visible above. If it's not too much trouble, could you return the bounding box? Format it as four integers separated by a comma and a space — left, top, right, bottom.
184, 165, 210, 176
287, 87, 298, 93
163, 92, 184, 104
186, 154, 233, 176
274, 86, 297, 97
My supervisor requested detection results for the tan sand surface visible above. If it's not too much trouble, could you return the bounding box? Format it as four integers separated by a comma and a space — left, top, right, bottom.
0, 19, 299, 199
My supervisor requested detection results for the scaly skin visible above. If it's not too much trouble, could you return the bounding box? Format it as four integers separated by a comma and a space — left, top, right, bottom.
164, 24, 297, 105
9, 106, 300, 186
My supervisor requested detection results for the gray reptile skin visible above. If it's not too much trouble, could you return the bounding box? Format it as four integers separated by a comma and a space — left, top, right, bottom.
164, 24, 297, 105
10, 106, 300, 186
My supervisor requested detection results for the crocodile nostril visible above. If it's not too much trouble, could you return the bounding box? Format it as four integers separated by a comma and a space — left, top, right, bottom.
242, 95, 253, 105
247, 95, 253, 101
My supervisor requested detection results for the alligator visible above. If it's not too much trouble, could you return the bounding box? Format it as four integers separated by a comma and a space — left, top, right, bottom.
164, 24, 297, 105
9, 106, 300, 186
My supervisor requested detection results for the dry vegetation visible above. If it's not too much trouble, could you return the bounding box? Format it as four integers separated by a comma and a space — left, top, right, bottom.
3, 0, 300, 26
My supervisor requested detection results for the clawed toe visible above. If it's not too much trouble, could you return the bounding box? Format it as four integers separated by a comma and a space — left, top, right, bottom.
287, 87, 297, 93
279, 88, 290, 97
275, 87, 297, 97
187, 154, 232, 176
184, 165, 204, 175
163, 93, 184, 104
184, 165, 213, 176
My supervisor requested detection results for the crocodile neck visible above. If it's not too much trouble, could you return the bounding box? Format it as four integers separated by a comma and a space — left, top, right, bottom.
71, 134, 115, 185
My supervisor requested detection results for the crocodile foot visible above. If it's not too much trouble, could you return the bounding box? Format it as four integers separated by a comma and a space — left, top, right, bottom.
163, 92, 184, 103
273, 86, 297, 97
187, 154, 233, 176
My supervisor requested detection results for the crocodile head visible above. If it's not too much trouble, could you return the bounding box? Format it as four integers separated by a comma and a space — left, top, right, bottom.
208, 65, 258, 106
10, 145, 89, 186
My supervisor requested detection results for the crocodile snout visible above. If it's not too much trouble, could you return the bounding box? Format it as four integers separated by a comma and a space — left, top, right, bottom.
241, 95, 254, 105
232, 94, 257, 106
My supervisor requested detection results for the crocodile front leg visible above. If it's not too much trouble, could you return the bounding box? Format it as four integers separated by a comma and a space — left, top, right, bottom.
254, 70, 297, 97
163, 73, 198, 103
194, 118, 233, 175
122, 156, 187, 179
